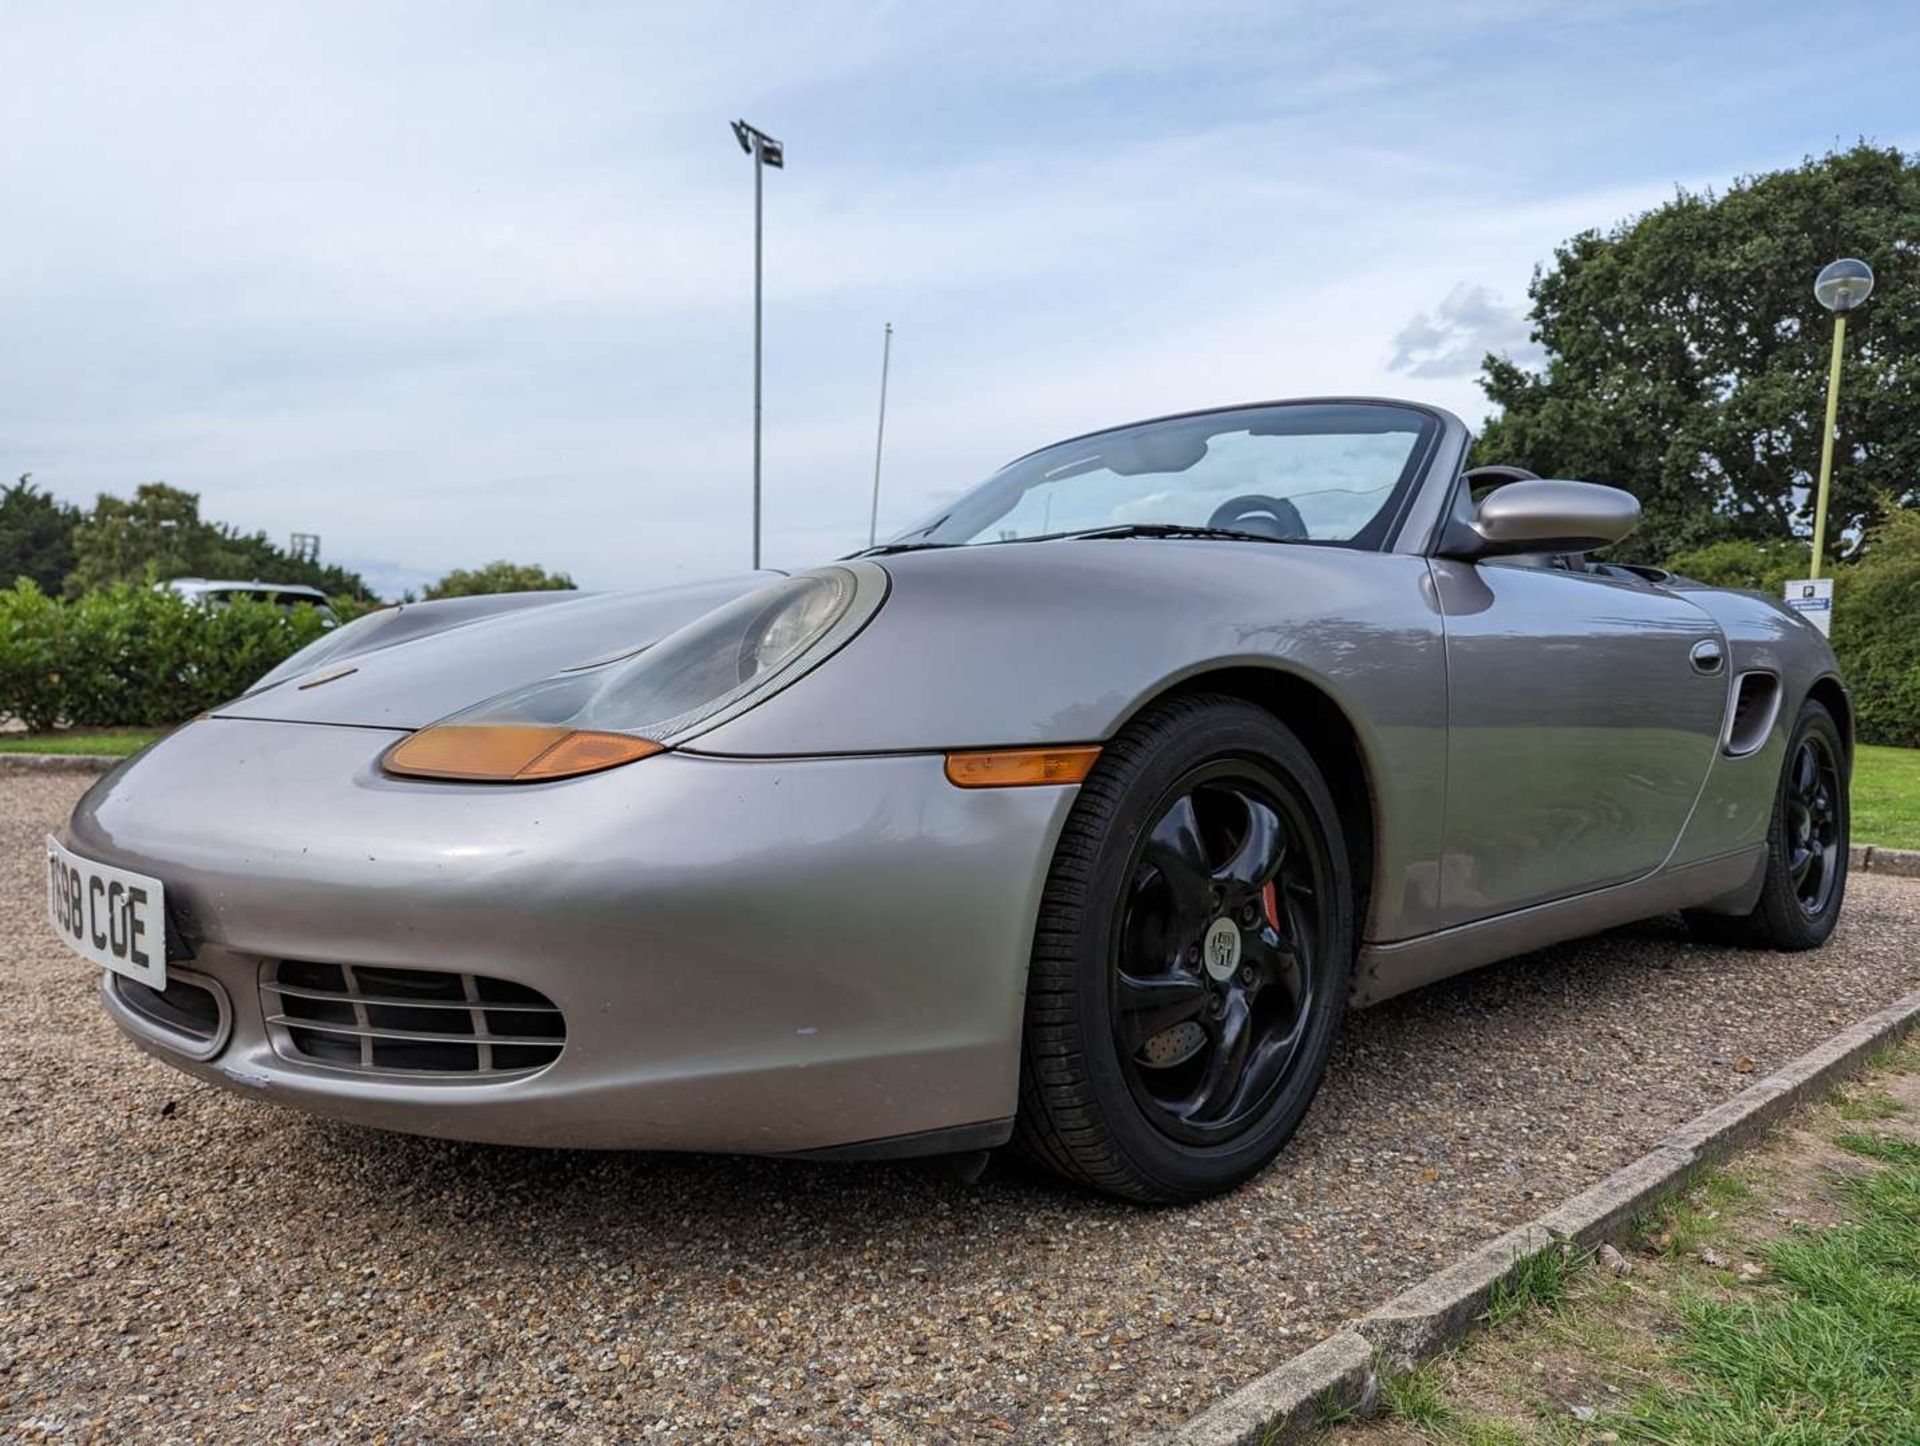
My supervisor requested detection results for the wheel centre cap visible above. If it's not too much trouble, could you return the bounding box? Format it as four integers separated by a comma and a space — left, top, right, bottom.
1202, 917, 1242, 982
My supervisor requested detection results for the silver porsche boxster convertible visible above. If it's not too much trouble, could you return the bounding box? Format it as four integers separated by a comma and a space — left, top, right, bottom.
49, 398, 1849, 1202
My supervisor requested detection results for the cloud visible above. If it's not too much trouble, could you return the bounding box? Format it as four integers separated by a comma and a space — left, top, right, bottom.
1388, 284, 1538, 381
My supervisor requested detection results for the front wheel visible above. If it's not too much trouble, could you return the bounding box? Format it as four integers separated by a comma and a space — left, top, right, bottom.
1686, 697, 1849, 950
1012, 695, 1353, 1203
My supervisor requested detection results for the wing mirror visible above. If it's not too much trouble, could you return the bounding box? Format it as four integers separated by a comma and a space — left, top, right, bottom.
1439, 479, 1641, 561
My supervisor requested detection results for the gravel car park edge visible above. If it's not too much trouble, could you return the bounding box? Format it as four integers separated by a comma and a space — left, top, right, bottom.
1166, 987, 1920, 1445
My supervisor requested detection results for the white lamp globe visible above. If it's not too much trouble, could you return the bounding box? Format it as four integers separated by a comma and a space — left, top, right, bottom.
1814, 258, 1875, 313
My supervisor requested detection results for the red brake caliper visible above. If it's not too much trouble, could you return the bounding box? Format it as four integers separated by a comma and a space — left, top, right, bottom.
1261, 880, 1281, 932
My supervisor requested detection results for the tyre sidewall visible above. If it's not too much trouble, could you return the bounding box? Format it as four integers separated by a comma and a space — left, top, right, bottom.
1071, 704, 1353, 1195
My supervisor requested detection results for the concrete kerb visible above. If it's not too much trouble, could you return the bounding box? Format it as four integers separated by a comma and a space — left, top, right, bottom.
1162, 1331, 1376, 1446
1851, 843, 1920, 878
1355, 1224, 1557, 1373
1655, 1081, 1795, 1161
1165, 986, 1920, 1445
1756, 989, 1920, 1110
0, 753, 117, 775
1534, 1144, 1700, 1248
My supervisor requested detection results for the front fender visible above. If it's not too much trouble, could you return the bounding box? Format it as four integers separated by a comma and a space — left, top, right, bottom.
694, 542, 1451, 940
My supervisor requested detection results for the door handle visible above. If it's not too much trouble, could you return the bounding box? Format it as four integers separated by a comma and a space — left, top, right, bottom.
1690, 639, 1725, 675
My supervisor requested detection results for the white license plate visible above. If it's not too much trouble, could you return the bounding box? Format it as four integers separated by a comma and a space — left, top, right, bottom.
45, 835, 166, 989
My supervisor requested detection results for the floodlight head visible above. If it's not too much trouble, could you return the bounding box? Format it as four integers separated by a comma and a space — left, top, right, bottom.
1815, 257, 1874, 313
731, 119, 783, 167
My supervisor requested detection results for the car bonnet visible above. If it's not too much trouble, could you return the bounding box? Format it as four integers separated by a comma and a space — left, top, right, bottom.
213, 574, 774, 731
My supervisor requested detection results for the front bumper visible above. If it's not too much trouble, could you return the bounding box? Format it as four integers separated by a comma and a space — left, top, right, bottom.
67, 718, 1075, 1154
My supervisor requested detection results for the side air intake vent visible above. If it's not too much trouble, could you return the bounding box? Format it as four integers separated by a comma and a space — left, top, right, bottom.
1724, 671, 1781, 757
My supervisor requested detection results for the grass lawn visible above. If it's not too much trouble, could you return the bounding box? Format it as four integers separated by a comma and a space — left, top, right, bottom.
1854, 743, 1920, 851
1329, 1041, 1920, 1444
0, 728, 163, 757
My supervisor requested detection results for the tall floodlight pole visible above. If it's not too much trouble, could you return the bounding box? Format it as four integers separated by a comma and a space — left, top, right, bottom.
868, 322, 893, 547
1808, 258, 1874, 579
732, 119, 784, 570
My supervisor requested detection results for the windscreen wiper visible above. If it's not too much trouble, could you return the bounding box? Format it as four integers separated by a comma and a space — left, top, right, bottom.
1059, 523, 1291, 544
854, 524, 1290, 556
847, 540, 961, 558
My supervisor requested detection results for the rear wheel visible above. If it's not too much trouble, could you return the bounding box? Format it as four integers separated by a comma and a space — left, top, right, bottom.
1686, 697, 1848, 950
1013, 695, 1353, 1203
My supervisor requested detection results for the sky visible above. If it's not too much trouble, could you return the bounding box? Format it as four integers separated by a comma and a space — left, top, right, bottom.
4, 2, 1916, 597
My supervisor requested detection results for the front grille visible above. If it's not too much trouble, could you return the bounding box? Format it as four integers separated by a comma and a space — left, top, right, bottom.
262, 961, 566, 1078
112, 968, 231, 1061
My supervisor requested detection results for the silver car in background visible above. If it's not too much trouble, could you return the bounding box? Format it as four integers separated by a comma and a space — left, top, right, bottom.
51, 399, 1849, 1201
161, 577, 338, 625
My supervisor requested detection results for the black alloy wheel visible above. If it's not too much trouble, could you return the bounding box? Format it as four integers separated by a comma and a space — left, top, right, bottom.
1014, 694, 1353, 1203
1112, 764, 1325, 1146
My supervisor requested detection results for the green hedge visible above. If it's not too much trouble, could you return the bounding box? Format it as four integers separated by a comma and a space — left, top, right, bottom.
1667, 509, 1920, 749
1829, 511, 1920, 749
1661, 538, 1809, 597
0, 581, 332, 732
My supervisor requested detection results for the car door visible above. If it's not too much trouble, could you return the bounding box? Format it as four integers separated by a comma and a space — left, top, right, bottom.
1428, 542, 1729, 929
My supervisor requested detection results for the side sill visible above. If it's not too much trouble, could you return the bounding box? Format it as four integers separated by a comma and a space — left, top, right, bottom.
1350, 845, 1767, 1007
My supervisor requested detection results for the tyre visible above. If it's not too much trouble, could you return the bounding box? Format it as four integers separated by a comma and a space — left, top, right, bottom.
1012, 694, 1354, 1203
1686, 697, 1849, 950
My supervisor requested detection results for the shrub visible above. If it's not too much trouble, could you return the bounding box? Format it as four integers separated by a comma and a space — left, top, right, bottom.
0, 581, 72, 731
1663, 538, 1809, 596
327, 593, 386, 625
1831, 510, 1920, 749
0, 582, 331, 730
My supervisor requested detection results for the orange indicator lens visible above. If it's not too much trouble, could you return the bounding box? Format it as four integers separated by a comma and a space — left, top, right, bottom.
944, 746, 1101, 789
519, 730, 664, 779
384, 725, 662, 782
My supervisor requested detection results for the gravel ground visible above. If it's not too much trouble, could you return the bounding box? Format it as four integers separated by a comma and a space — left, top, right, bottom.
5, 771, 1919, 1444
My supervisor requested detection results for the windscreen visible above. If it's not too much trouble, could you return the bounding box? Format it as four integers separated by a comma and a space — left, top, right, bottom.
895, 402, 1436, 550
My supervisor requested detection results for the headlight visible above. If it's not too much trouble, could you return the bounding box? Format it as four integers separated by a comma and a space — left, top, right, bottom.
383, 564, 886, 782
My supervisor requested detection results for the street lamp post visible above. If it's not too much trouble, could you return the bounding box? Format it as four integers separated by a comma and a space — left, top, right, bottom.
1808, 257, 1874, 579
868, 322, 893, 548
731, 119, 785, 570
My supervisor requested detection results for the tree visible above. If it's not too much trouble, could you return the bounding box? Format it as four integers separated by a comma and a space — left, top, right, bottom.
0, 475, 80, 593
64, 481, 371, 599
423, 560, 577, 599
1474, 145, 1920, 564
65, 482, 209, 594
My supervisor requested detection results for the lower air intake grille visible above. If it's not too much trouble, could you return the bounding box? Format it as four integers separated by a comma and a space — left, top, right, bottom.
262, 961, 565, 1078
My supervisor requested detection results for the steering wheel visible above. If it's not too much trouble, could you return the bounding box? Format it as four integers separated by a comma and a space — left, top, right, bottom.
1207, 494, 1308, 541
